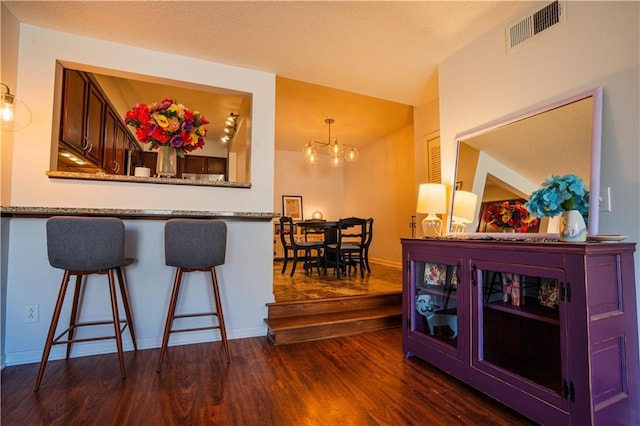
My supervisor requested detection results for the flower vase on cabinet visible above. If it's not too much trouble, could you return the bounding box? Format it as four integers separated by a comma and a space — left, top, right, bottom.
156, 146, 177, 178
559, 210, 587, 242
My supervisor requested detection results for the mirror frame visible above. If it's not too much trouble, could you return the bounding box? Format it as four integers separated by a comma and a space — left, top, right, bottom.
448, 87, 603, 239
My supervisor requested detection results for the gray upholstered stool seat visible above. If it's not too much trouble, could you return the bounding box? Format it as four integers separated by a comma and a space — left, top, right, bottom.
157, 219, 230, 372
34, 216, 138, 392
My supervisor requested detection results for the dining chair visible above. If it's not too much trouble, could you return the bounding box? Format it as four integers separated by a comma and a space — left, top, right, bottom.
279, 216, 324, 277
324, 217, 366, 279
349, 217, 374, 274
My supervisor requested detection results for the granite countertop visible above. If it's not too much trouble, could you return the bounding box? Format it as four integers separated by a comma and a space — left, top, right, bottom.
1, 206, 278, 221
46, 171, 251, 188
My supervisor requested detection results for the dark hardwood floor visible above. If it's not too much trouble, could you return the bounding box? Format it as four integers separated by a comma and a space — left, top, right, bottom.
1, 329, 535, 425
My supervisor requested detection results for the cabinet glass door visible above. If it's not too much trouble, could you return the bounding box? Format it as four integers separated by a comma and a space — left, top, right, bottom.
412, 261, 460, 348
478, 267, 563, 395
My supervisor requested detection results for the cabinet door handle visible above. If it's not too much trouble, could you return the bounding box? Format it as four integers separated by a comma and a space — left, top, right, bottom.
82, 136, 88, 150
86, 141, 93, 154
471, 264, 478, 286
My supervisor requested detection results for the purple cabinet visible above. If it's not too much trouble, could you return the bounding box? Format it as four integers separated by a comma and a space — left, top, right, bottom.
402, 238, 639, 425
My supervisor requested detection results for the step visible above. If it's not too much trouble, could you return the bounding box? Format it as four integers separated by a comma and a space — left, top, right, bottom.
264, 292, 402, 345
265, 305, 402, 345
266, 292, 402, 319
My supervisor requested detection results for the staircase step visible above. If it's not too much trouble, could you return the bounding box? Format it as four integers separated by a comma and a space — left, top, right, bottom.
265, 306, 402, 345
266, 292, 401, 319
264, 292, 402, 345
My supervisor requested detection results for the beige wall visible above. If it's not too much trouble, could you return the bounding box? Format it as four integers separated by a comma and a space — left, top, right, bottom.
1, 5, 19, 204
274, 150, 344, 221
344, 125, 415, 265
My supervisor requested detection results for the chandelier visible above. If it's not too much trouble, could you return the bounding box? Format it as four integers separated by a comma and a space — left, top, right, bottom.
302, 118, 359, 166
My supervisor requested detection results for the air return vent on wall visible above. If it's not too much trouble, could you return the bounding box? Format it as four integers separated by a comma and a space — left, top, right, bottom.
506, 0, 565, 52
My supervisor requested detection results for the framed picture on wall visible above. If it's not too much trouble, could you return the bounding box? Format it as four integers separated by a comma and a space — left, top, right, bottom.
282, 195, 303, 220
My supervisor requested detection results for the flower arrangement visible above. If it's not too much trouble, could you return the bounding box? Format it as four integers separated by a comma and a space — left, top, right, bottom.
124, 99, 209, 157
526, 174, 589, 221
483, 200, 539, 232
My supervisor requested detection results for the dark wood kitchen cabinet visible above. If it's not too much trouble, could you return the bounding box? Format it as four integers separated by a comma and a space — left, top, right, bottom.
402, 238, 639, 425
60, 68, 138, 174
60, 69, 103, 165
102, 109, 127, 174
184, 155, 227, 177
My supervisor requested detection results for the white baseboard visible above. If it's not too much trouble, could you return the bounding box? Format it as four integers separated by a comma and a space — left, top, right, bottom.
2, 325, 267, 367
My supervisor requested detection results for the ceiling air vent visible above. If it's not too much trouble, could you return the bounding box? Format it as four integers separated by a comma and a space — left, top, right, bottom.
506, 0, 565, 53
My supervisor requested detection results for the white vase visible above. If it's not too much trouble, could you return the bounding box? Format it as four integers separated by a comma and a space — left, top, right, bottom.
559, 210, 587, 242
156, 146, 177, 178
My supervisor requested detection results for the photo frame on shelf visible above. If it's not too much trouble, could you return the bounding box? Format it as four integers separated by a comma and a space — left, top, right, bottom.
282, 195, 303, 220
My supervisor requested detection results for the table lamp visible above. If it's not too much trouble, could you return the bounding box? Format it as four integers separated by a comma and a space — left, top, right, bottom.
451, 190, 478, 233
416, 183, 447, 237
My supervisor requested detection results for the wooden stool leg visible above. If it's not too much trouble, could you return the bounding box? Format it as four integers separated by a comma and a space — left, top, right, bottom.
210, 267, 230, 363
116, 267, 138, 351
65, 274, 84, 359
157, 268, 184, 372
107, 269, 126, 379
34, 271, 72, 392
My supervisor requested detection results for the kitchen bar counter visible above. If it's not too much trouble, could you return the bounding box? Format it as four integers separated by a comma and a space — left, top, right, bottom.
0, 206, 278, 221
46, 171, 251, 188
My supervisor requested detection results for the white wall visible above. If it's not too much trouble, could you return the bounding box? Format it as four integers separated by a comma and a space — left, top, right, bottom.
436, 2, 640, 338
274, 150, 344, 221
344, 126, 415, 265
1, 22, 276, 366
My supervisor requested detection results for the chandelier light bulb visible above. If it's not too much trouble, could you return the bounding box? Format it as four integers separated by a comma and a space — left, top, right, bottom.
345, 146, 359, 162
328, 138, 344, 156
1, 101, 14, 122
307, 148, 319, 164
330, 155, 343, 167
303, 141, 315, 156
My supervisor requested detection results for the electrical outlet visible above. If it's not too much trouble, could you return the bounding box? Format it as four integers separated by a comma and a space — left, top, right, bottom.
599, 186, 612, 212
24, 304, 38, 323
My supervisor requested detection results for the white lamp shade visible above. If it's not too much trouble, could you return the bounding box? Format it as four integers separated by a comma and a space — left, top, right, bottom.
416, 183, 447, 214
452, 190, 478, 223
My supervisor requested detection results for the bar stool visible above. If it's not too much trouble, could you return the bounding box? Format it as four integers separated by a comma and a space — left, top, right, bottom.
34, 216, 138, 392
157, 219, 230, 372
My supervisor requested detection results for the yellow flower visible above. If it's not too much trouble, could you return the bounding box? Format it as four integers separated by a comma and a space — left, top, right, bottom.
170, 103, 186, 118
167, 117, 180, 132
152, 113, 169, 128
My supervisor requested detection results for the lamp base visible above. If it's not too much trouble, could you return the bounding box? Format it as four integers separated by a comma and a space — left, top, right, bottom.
421, 214, 442, 238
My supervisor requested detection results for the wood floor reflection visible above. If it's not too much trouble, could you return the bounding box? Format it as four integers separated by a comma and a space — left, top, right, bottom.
273, 260, 402, 302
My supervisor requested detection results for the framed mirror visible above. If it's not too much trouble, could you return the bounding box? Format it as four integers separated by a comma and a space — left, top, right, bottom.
52, 63, 253, 185
448, 87, 603, 238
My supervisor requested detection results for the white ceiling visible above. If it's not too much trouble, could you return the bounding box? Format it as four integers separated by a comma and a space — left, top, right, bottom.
4, 0, 529, 152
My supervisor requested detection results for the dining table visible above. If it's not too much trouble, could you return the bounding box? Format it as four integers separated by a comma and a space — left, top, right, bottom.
294, 219, 340, 273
